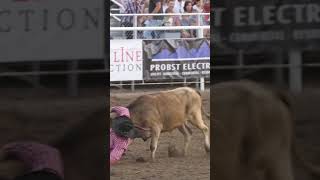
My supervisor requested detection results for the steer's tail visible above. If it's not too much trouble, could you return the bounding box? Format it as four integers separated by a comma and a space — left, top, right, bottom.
195, 89, 210, 120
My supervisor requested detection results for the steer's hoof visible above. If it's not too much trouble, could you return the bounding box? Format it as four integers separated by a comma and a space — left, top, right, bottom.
150, 158, 158, 163
168, 144, 184, 157
205, 145, 210, 153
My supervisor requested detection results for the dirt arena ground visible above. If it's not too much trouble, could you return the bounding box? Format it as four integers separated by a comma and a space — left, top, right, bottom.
0, 84, 319, 180
110, 88, 210, 180
110, 86, 320, 180
292, 89, 320, 180
0, 88, 108, 180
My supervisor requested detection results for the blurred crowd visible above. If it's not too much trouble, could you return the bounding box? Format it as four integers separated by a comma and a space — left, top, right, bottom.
117, 0, 210, 39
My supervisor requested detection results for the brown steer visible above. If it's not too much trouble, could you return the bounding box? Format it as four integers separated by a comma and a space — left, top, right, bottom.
128, 87, 210, 160
115, 87, 210, 161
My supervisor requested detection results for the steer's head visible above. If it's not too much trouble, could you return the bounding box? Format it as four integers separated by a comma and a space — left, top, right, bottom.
110, 112, 151, 141
133, 126, 152, 141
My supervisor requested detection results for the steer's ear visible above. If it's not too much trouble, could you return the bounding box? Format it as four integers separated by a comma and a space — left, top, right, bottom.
110, 112, 118, 119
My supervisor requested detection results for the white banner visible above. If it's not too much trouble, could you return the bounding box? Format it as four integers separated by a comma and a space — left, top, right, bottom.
110, 40, 143, 81
0, 0, 104, 62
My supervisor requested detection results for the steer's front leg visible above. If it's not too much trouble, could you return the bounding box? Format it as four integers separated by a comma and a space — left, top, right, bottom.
150, 127, 161, 162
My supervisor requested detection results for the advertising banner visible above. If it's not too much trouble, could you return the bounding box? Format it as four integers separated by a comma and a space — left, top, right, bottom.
214, 0, 320, 51
143, 38, 210, 79
110, 39, 143, 81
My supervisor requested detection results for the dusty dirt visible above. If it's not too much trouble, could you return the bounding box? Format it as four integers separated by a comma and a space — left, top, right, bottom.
0, 89, 108, 180
292, 89, 320, 180
110, 87, 320, 180
0, 85, 319, 180
110, 88, 211, 180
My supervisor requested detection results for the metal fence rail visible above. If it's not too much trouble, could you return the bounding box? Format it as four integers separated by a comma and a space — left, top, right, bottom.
110, 12, 210, 39
110, 12, 211, 91
213, 63, 320, 70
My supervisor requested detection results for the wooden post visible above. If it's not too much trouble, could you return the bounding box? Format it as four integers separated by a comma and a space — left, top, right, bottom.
274, 50, 284, 87
288, 50, 302, 93
131, 80, 135, 91
67, 60, 79, 97
235, 50, 244, 79
31, 62, 40, 88
200, 77, 205, 91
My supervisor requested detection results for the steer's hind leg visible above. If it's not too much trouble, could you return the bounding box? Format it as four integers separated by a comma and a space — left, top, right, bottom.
178, 123, 192, 156
189, 111, 210, 153
150, 127, 161, 162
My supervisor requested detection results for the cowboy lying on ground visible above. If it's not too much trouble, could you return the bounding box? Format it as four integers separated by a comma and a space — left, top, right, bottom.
0, 141, 64, 180
109, 106, 151, 166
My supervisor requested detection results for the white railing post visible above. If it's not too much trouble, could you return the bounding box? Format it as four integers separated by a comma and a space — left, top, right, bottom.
133, 14, 138, 39
197, 13, 204, 89
131, 80, 135, 91
200, 77, 205, 91
197, 13, 204, 38
289, 49, 302, 93
110, 13, 210, 33
119, 81, 123, 89
32, 62, 40, 88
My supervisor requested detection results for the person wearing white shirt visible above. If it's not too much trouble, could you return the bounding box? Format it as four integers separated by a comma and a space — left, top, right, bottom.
193, 0, 203, 13
162, 0, 169, 13
174, 0, 185, 13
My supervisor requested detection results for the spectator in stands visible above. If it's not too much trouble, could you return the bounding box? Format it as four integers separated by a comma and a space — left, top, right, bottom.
120, 0, 144, 39
202, 0, 210, 37
162, 0, 181, 38
203, 0, 210, 25
163, 0, 180, 27
142, 0, 150, 13
162, 0, 169, 13
193, 0, 203, 13
180, 0, 197, 38
145, 0, 164, 39
174, 0, 185, 13
137, 0, 150, 38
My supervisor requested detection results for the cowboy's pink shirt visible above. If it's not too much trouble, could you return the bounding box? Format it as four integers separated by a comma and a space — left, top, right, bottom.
111, 106, 130, 118
110, 128, 133, 165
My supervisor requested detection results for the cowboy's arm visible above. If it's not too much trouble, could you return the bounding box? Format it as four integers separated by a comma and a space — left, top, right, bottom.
110, 142, 127, 165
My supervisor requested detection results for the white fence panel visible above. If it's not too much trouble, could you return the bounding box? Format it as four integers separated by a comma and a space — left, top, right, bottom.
110, 39, 143, 81
0, 0, 104, 62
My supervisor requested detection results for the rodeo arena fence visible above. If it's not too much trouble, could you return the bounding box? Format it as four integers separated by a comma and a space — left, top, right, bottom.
110, 0, 211, 91
213, 0, 320, 93
0, 0, 105, 96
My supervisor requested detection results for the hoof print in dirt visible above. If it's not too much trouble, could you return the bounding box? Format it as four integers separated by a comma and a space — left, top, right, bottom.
168, 144, 185, 157
136, 157, 147, 162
